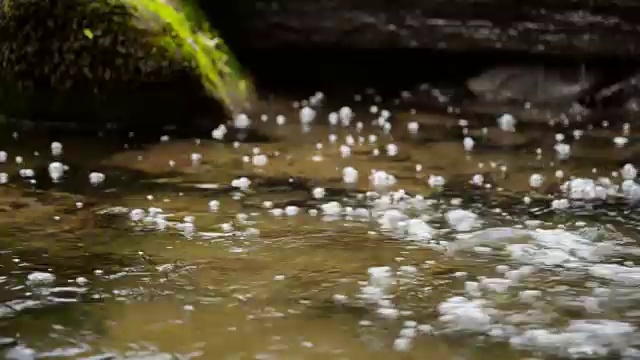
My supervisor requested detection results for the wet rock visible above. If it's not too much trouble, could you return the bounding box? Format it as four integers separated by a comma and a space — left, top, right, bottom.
466, 66, 597, 105
207, 0, 640, 57
625, 97, 640, 112
590, 71, 640, 112
0, 0, 220, 127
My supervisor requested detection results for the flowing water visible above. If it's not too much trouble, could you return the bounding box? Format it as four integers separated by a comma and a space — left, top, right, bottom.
1, 90, 640, 359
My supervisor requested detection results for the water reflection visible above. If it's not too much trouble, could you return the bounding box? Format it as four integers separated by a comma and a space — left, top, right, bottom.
0, 91, 640, 358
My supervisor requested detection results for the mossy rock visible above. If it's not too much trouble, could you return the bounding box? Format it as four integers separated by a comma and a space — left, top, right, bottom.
0, 0, 222, 127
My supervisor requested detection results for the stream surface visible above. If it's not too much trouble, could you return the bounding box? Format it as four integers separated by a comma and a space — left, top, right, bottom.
1, 90, 640, 359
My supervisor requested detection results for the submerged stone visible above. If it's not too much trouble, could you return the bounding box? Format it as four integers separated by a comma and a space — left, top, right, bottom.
467, 66, 598, 105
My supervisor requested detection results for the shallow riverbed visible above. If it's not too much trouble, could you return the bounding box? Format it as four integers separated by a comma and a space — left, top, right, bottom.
1, 91, 640, 359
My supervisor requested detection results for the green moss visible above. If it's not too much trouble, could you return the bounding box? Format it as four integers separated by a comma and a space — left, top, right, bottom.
105, 0, 253, 113
0, 0, 252, 121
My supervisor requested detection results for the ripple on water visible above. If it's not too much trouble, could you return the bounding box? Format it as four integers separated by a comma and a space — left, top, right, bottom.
2, 92, 640, 358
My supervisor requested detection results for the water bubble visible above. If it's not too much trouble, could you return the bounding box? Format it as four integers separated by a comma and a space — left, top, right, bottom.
518, 290, 542, 303
614, 136, 629, 148
300, 106, 316, 124
212, 125, 227, 140
393, 337, 413, 352
89, 172, 105, 186
573, 129, 584, 140
345, 135, 355, 146
446, 209, 479, 232
252, 154, 268, 167
285, 206, 299, 216
235, 212, 249, 223
47, 162, 64, 182
339, 145, 351, 158
181, 222, 196, 239
463, 137, 475, 151
276, 115, 286, 126
497, 113, 516, 132
386, 144, 398, 157
552, 198, 570, 210
339, 106, 353, 126
428, 175, 446, 188
309, 91, 324, 106
554, 143, 571, 160
342, 167, 359, 184
529, 174, 544, 188
50, 141, 63, 156
208, 200, 220, 212
190, 153, 202, 166
234, 113, 251, 129
0, 173, 8, 184
471, 174, 484, 186
269, 208, 284, 216
377, 307, 399, 319
231, 177, 251, 191
370, 170, 397, 189
27, 271, 55, 285
328, 112, 338, 126
622, 164, 637, 180
407, 121, 419, 134
129, 209, 145, 221
19, 168, 34, 178
312, 187, 326, 199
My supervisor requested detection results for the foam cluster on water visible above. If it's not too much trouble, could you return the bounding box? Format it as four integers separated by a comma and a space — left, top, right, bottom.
76, 90, 640, 358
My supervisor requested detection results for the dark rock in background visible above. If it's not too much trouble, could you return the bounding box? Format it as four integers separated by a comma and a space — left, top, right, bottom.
1, 0, 640, 127
204, 0, 640, 58
466, 66, 599, 104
